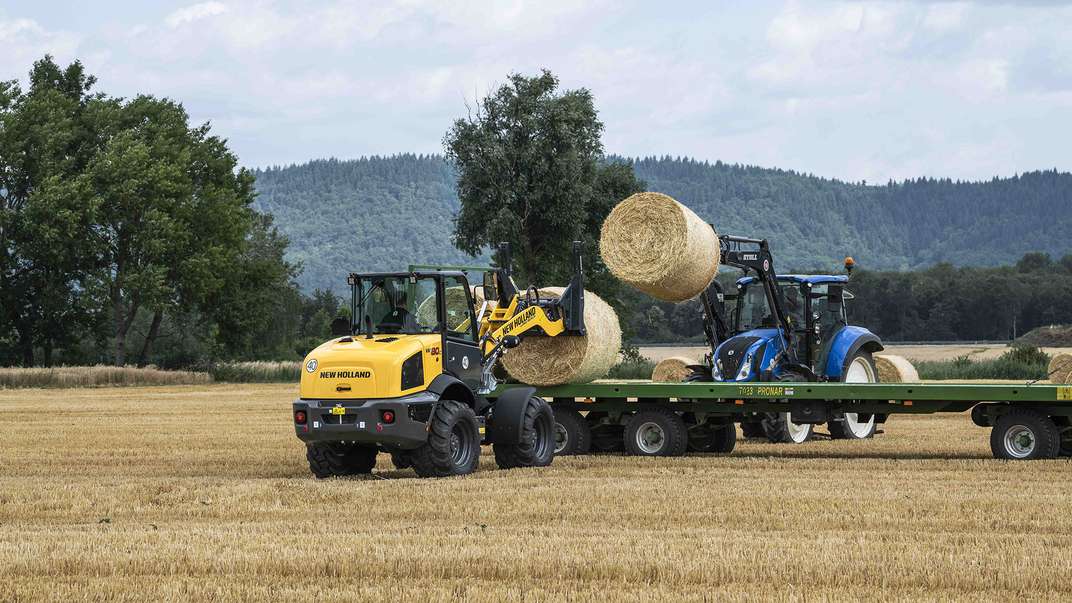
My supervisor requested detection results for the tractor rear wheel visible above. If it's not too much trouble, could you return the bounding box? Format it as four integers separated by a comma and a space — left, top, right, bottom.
410, 400, 482, 477
625, 407, 688, 457
829, 352, 879, 439
990, 409, 1061, 460
762, 412, 813, 444
494, 396, 556, 469
553, 409, 591, 456
306, 442, 378, 478
740, 421, 766, 438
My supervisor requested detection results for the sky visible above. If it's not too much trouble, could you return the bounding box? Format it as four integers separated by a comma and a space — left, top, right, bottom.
2, 1, 1071, 183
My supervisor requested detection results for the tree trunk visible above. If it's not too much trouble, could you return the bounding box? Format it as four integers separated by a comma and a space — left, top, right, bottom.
113, 291, 140, 367
17, 326, 34, 367
137, 310, 164, 367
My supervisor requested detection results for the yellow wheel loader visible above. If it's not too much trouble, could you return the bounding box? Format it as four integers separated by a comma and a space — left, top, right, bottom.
293, 242, 587, 478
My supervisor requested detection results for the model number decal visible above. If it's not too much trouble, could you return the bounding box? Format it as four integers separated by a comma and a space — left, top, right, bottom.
736, 385, 786, 397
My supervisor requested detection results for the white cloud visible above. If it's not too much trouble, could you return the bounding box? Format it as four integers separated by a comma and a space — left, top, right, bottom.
165, 1, 228, 28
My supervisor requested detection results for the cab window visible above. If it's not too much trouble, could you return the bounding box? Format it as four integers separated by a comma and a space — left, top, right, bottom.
443, 276, 475, 340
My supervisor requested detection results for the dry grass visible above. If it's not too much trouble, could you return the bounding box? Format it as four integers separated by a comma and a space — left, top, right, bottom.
2, 383, 1070, 601
0, 365, 211, 389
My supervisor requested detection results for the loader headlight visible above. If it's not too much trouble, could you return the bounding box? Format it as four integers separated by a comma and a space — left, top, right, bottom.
735, 353, 753, 381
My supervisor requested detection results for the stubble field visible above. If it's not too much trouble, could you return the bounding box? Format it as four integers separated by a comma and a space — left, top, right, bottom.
2, 383, 1071, 601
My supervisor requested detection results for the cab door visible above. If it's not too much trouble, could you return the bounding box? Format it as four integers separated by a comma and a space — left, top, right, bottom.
441, 275, 482, 390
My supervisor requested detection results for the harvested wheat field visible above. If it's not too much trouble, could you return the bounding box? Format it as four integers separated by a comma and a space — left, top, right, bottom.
2, 384, 1071, 601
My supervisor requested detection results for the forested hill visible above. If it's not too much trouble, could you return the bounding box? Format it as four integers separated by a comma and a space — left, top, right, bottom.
253, 155, 1072, 292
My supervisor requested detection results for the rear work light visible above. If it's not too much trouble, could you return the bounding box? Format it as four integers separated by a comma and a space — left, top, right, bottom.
380, 410, 395, 424
294, 410, 307, 425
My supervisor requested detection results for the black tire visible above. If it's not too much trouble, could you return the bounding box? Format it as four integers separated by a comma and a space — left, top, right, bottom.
740, 421, 766, 438
587, 412, 626, 453
553, 409, 591, 456
990, 409, 1061, 460
306, 442, 378, 478
409, 400, 482, 477
687, 421, 736, 453
493, 396, 556, 469
762, 412, 813, 444
829, 351, 879, 440
389, 450, 412, 470
625, 407, 688, 457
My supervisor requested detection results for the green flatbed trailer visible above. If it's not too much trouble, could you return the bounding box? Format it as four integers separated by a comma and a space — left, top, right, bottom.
489, 381, 1072, 460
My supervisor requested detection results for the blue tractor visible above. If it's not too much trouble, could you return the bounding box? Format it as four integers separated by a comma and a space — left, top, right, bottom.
689, 234, 885, 444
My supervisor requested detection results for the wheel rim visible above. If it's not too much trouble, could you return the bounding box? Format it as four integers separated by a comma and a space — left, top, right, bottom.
450, 423, 473, 465
635, 421, 666, 454
842, 357, 877, 437
1003, 425, 1036, 459
553, 422, 569, 454
783, 413, 812, 443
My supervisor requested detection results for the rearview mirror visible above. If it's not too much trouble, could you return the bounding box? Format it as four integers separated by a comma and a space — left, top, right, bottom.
501, 335, 520, 349
330, 317, 351, 337
482, 271, 499, 303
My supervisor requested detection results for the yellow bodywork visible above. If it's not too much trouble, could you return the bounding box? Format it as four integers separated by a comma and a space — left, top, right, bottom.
478, 295, 565, 355
300, 334, 442, 400
299, 292, 567, 400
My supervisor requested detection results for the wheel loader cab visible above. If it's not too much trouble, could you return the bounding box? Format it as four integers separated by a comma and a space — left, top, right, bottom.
299, 271, 483, 402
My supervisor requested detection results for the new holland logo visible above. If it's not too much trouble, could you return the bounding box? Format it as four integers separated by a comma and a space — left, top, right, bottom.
319, 370, 371, 379
502, 307, 537, 335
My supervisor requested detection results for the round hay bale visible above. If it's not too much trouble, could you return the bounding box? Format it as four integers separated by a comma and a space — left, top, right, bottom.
599, 192, 720, 302
651, 356, 695, 382
500, 287, 621, 386
874, 354, 920, 383
1047, 353, 1072, 382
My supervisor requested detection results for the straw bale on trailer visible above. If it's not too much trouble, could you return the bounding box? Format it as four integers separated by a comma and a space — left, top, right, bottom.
500, 287, 621, 386
600, 192, 720, 302
1048, 353, 1072, 383
651, 356, 697, 382
874, 354, 920, 383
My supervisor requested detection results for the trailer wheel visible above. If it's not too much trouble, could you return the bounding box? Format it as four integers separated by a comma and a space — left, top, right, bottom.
409, 400, 482, 477
990, 409, 1061, 460
625, 407, 688, 456
687, 421, 736, 453
494, 396, 555, 469
587, 412, 626, 453
829, 352, 879, 439
306, 442, 378, 478
762, 412, 813, 444
552, 409, 591, 456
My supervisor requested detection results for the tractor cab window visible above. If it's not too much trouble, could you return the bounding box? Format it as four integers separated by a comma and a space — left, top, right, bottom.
360, 276, 439, 335
734, 285, 777, 332
780, 283, 805, 330
443, 276, 475, 340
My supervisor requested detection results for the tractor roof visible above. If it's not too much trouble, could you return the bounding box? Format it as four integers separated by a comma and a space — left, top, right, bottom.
736, 274, 849, 286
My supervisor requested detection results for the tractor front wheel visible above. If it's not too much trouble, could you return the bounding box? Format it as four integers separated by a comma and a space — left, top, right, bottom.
493, 396, 556, 469
409, 400, 482, 477
306, 442, 378, 478
762, 412, 813, 444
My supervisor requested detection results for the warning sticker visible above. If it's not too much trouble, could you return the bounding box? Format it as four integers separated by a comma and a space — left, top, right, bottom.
1058, 386, 1072, 401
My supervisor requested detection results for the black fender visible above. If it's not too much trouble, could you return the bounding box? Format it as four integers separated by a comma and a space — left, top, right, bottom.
428, 374, 477, 408
488, 386, 536, 445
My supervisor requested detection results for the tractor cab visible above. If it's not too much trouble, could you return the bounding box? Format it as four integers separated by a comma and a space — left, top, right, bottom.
300, 271, 484, 401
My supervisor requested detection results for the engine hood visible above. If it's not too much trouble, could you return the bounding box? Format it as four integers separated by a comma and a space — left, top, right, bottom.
712, 329, 782, 382
300, 334, 442, 399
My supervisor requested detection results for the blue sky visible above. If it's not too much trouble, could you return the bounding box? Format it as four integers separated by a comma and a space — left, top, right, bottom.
3, 1, 1071, 182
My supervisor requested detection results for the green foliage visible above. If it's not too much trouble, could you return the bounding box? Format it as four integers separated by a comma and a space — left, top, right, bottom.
444, 70, 643, 299
1015, 324, 1072, 347
914, 347, 1050, 381
0, 56, 298, 367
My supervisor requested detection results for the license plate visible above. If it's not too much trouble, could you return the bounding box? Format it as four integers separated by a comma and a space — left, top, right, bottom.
330, 406, 346, 415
